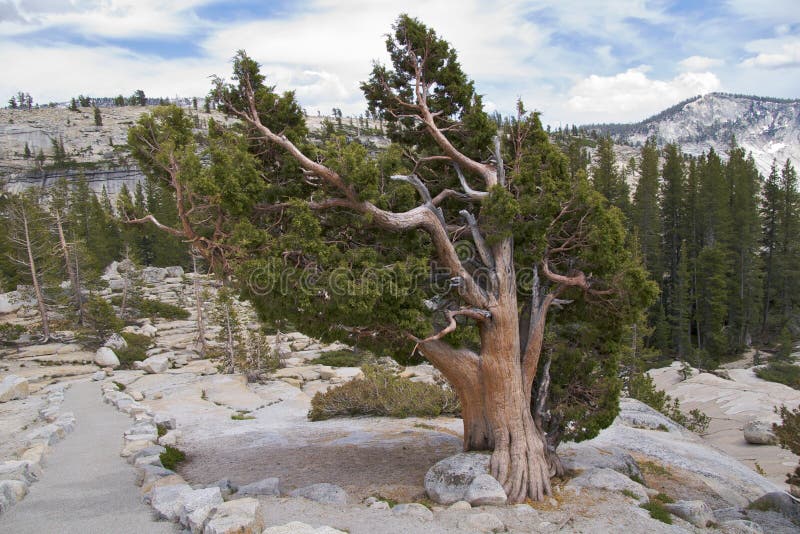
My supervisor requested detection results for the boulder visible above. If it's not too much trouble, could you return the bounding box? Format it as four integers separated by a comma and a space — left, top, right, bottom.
178, 487, 224, 527
150, 483, 192, 521
448, 500, 472, 511
289, 483, 347, 505
0, 291, 22, 314
0, 479, 28, 504
391, 503, 433, 521
664, 500, 717, 527
424, 452, 491, 504
743, 420, 777, 445
203, 498, 264, 534
108, 279, 126, 291
136, 464, 175, 487
165, 266, 184, 278
464, 474, 507, 506
142, 267, 168, 284
0, 460, 41, 484
262, 523, 345, 534
141, 324, 158, 337
140, 355, 170, 374
719, 520, 764, 533
154, 413, 177, 430
91, 370, 106, 381
749, 491, 800, 523
94, 347, 120, 368
158, 430, 182, 447
104, 333, 128, 351
0, 375, 29, 402
557, 442, 643, 481
461, 512, 505, 533
565, 467, 649, 504
236, 477, 280, 497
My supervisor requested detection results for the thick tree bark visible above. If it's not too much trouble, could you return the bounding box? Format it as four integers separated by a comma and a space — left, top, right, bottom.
192, 252, 208, 356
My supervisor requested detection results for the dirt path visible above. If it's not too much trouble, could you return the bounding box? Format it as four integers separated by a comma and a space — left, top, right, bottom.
1, 380, 176, 533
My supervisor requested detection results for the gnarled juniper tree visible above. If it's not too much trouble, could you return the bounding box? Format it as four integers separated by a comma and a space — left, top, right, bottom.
128, 15, 654, 503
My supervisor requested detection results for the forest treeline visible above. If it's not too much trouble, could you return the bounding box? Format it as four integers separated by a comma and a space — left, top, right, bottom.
560, 130, 798, 368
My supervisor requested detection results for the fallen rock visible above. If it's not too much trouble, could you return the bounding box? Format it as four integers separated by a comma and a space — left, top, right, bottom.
139, 354, 170, 374
369, 501, 390, 510
262, 522, 346, 534
0, 291, 23, 314
203, 498, 263, 534
150, 483, 192, 521
135, 464, 175, 487
464, 474, 507, 506
558, 442, 644, 481
20, 443, 48, 465
165, 266, 184, 278
749, 491, 800, 523
158, 430, 182, 447
664, 500, 716, 527
142, 267, 168, 284
0, 460, 41, 484
424, 452, 491, 504
461, 512, 505, 533
449, 500, 472, 511
743, 420, 777, 445
94, 347, 120, 368
104, 333, 128, 351
566, 467, 649, 504
91, 370, 106, 381
129, 390, 144, 401
289, 483, 347, 505
719, 520, 764, 533
236, 477, 280, 497
154, 413, 177, 430
0, 375, 29, 402
0, 479, 28, 503
178, 487, 224, 527
141, 324, 158, 337
391, 503, 433, 521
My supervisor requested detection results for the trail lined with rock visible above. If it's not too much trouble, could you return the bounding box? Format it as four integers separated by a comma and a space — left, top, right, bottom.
1, 380, 175, 533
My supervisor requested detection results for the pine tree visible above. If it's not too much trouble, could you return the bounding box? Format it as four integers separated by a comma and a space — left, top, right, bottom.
23, 142, 31, 159
93, 106, 102, 126
660, 143, 686, 355
632, 137, 662, 276
761, 162, 781, 334
591, 135, 630, 215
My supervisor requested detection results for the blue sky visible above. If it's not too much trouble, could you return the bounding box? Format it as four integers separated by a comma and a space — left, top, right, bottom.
1, 0, 798, 124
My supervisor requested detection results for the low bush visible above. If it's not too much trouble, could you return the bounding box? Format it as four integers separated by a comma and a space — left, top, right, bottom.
0, 323, 25, 344
138, 299, 190, 320
312, 349, 366, 367
640, 501, 672, 524
308, 364, 460, 421
115, 332, 153, 368
773, 405, 800, 493
755, 362, 800, 390
628, 370, 710, 433
159, 445, 186, 471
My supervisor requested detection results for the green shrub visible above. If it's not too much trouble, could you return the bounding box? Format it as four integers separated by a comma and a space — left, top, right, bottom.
0, 323, 25, 344
309, 364, 460, 421
628, 370, 710, 433
756, 362, 800, 390
138, 299, 190, 320
641, 501, 672, 524
79, 295, 123, 347
312, 350, 365, 367
159, 445, 186, 471
773, 405, 800, 491
115, 331, 153, 368
231, 412, 256, 420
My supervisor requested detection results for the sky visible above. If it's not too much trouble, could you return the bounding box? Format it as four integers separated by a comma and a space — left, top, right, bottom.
1, 0, 799, 126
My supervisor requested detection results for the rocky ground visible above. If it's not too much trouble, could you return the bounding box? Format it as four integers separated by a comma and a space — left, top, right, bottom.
1, 266, 800, 532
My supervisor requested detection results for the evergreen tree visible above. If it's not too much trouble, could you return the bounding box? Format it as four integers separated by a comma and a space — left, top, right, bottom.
660, 143, 687, 355
591, 135, 630, 215
761, 162, 781, 334
23, 142, 31, 159
631, 137, 662, 277
93, 106, 102, 126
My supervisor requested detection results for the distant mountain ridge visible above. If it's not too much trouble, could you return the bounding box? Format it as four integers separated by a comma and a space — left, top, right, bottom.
585, 92, 800, 176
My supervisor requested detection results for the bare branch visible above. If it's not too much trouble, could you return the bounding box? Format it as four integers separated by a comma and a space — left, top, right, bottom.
415, 307, 492, 343
125, 214, 184, 237
493, 135, 506, 186
390, 174, 432, 203
459, 210, 495, 270
454, 163, 489, 200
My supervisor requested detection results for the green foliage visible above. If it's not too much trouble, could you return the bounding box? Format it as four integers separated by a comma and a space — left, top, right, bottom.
640, 501, 673, 524
231, 412, 256, 420
113, 381, 125, 391
115, 332, 154, 368
628, 370, 710, 433
80, 295, 123, 346
309, 364, 460, 420
756, 362, 800, 390
93, 106, 102, 126
137, 299, 190, 320
0, 323, 25, 344
159, 445, 186, 470
773, 405, 800, 488
312, 350, 366, 367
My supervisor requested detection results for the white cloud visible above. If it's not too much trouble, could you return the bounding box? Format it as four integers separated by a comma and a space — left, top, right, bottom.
741, 40, 800, 69
566, 67, 721, 123
679, 55, 723, 72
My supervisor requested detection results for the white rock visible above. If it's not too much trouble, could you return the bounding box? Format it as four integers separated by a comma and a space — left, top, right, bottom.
203, 498, 263, 534
566, 467, 649, 504
424, 452, 491, 504
0, 460, 41, 484
165, 266, 184, 278
262, 523, 346, 534
150, 483, 193, 521
369, 500, 390, 510
94, 347, 120, 368
289, 483, 347, 504
391, 503, 433, 521
464, 473, 507, 506
141, 324, 158, 337
154, 413, 177, 430
91, 370, 106, 381
743, 420, 777, 445
720, 520, 764, 533
664, 500, 716, 528
236, 477, 280, 496
461, 512, 505, 533
158, 430, 182, 447
448, 500, 472, 511
178, 487, 224, 527
0, 291, 23, 314
0, 375, 29, 402
0, 479, 28, 503
141, 354, 170, 374
104, 333, 128, 350
129, 390, 144, 401
142, 267, 168, 284
108, 278, 126, 291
